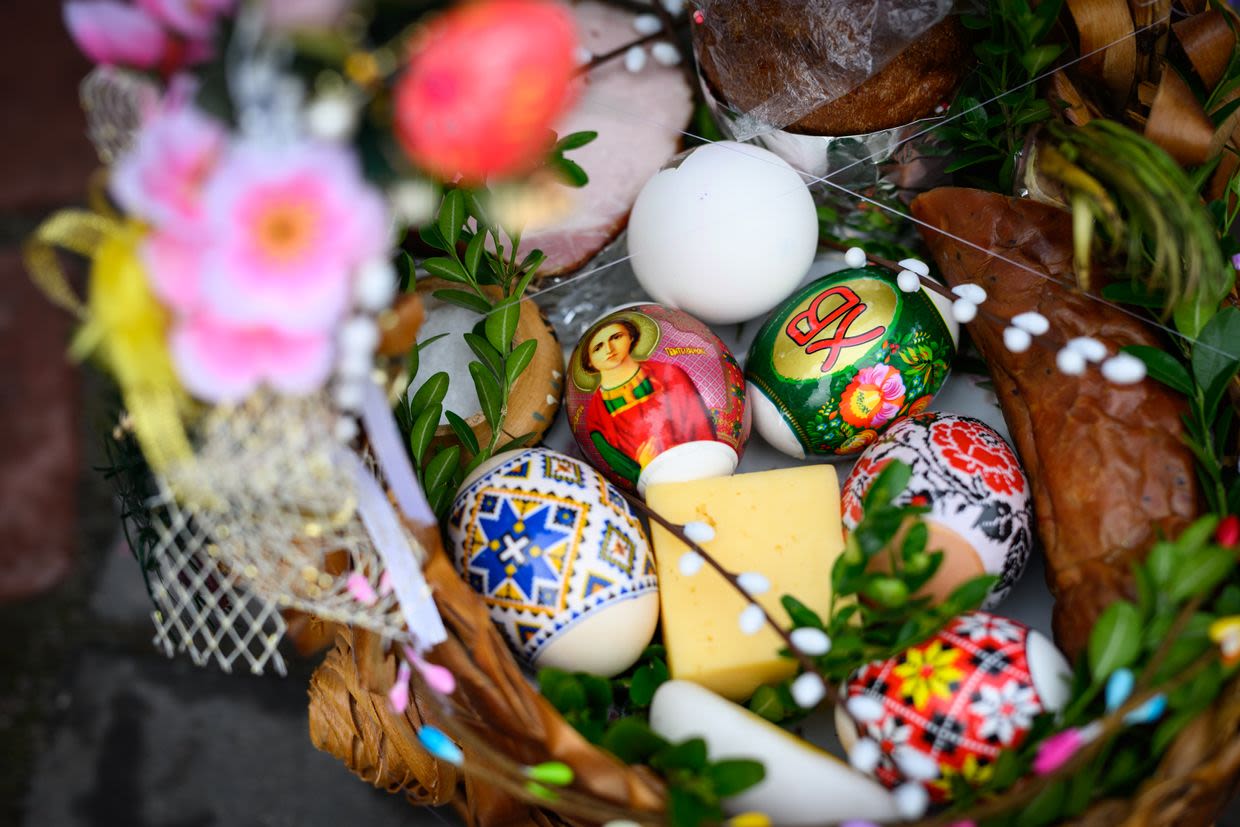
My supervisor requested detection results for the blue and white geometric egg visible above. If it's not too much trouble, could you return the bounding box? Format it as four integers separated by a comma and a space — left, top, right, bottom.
448, 447, 659, 677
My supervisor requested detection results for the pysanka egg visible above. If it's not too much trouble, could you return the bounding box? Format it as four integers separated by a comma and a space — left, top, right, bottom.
447, 447, 659, 677
745, 266, 958, 459
628, 141, 819, 325
836, 612, 1072, 802
842, 412, 1033, 607
565, 303, 749, 496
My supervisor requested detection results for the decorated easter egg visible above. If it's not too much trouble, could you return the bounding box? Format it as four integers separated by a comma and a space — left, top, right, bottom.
745, 266, 958, 458
447, 447, 659, 677
565, 303, 749, 495
841, 412, 1033, 607
836, 612, 1072, 803
628, 141, 818, 324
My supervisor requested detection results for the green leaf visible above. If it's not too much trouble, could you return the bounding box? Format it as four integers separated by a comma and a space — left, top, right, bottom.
505, 339, 538, 387
497, 432, 537, 452
652, 738, 708, 772
408, 404, 441, 466
445, 410, 480, 455
781, 595, 825, 629
464, 191, 491, 231
1169, 546, 1237, 602
464, 231, 486, 279
432, 288, 491, 314
707, 759, 765, 797
470, 361, 502, 427
1016, 780, 1067, 827
1088, 601, 1142, 682
419, 223, 448, 252
1122, 345, 1193, 395
423, 256, 470, 284
748, 684, 789, 722
944, 574, 998, 613
1192, 307, 1240, 415
555, 157, 589, 187
423, 445, 461, 498
438, 189, 465, 248
628, 658, 669, 707
514, 258, 541, 298
863, 461, 912, 510
600, 717, 667, 764
408, 371, 450, 416
485, 299, 521, 354
556, 130, 598, 151
397, 251, 416, 292
667, 786, 716, 827
464, 332, 504, 378
1101, 282, 1167, 308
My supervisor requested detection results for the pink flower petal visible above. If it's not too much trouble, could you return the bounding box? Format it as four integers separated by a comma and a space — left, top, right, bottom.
1033, 729, 1083, 775
262, 0, 354, 29
171, 314, 333, 403
64, 1, 169, 69
171, 315, 265, 403
137, 0, 235, 39
378, 570, 393, 595
111, 105, 226, 232
880, 373, 906, 401
199, 140, 389, 334
346, 572, 378, 605
142, 231, 206, 313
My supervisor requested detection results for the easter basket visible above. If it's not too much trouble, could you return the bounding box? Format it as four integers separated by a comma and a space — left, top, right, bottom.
28, 0, 1240, 826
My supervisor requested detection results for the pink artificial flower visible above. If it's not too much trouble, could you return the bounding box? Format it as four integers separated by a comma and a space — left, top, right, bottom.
137, 0, 235, 40
261, 0, 355, 30
142, 231, 207, 313
64, 1, 170, 69
197, 141, 388, 334
111, 105, 227, 234
171, 312, 334, 402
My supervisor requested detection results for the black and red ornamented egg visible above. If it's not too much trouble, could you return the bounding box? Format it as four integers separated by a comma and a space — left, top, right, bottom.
836, 612, 1072, 802
841, 412, 1033, 608
564, 303, 749, 496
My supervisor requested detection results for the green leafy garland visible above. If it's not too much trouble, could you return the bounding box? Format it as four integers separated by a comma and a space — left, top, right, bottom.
395, 133, 596, 516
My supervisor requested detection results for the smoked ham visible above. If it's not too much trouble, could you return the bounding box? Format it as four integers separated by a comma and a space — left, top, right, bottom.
517, 1, 693, 277
911, 188, 1199, 657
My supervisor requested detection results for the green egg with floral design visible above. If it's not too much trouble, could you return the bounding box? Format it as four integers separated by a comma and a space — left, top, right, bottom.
744, 266, 959, 458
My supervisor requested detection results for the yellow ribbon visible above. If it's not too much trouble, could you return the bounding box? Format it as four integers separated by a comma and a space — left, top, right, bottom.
24, 208, 193, 472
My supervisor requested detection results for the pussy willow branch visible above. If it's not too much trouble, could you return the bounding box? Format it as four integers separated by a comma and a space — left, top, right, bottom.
616, 489, 831, 692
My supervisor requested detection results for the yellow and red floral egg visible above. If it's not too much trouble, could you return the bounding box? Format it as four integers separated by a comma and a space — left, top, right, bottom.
836, 612, 1072, 802
744, 266, 959, 459
564, 303, 749, 496
842, 412, 1033, 607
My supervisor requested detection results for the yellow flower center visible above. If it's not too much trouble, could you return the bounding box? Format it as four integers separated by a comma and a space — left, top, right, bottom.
849, 385, 881, 418
256, 200, 316, 263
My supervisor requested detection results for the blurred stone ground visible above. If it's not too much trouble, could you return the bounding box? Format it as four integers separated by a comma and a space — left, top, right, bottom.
0, 3, 439, 825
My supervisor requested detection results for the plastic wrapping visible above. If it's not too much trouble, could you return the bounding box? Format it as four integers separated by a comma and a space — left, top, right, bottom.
693, 0, 966, 140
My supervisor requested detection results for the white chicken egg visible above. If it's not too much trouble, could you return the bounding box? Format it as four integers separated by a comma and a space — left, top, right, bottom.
627, 141, 818, 325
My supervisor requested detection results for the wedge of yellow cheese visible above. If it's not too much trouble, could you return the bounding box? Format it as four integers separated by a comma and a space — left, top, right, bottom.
646, 465, 843, 701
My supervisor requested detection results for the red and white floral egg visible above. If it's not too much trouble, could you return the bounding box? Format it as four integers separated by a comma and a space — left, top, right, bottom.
836, 611, 1072, 802
841, 412, 1033, 607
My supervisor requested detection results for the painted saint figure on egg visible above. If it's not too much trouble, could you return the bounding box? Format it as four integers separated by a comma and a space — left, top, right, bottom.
567, 304, 748, 495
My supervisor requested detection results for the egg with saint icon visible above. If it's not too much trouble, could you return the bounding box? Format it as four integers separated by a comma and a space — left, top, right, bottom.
447, 447, 659, 677
565, 303, 749, 496
745, 266, 958, 459
841, 412, 1034, 608
836, 612, 1072, 803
